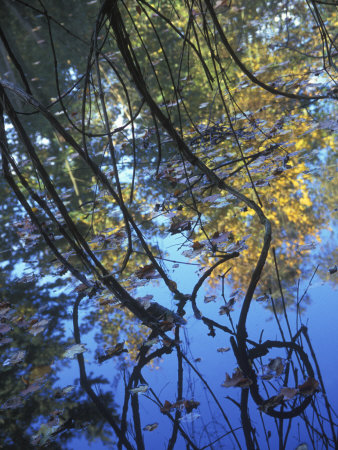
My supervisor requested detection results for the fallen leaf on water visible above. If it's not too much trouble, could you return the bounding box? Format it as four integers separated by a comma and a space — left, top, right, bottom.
61, 385, 75, 395
97, 342, 128, 363
63, 343, 87, 359
215, 0, 228, 8
255, 293, 270, 302
204, 295, 216, 303
0, 337, 13, 346
259, 394, 284, 412
298, 377, 319, 396
268, 357, 284, 376
0, 396, 24, 410
137, 294, 153, 308
219, 299, 234, 315
199, 102, 209, 109
31, 411, 67, 447
192, 241, 204, 251
168, 220, 191, 235
280, 387, 299, 400
201, 194, 221, 203
229, 289, 241, 301
160, 398, 199, 414
224, 239, 249, 253
30, 365, 51, 381
129, 384, 149, 395
159, 319, 175, 332
29, 319, 50, 336
296, 242, 316, 252
296, 444, 308, 450
135, 264, 160, 280
0, 323, 11, 335
0, 302, 12, 317
222, 368, 252, 388
73, 283, 90, 293
20, 383, 42, 397
143, 337, 159, 347
261, 357, 285, 379
184, 399, 200, 413
143, 423, 158, 431
210, 231, 233, 246
4, 350, 26, 366
160, 400, 173, 413
179, 412, 200, 423
54, 385, 75, 398
170, 399, 185, 410
217, 347, 230, 353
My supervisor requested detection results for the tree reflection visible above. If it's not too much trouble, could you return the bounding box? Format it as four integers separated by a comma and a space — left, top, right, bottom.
0, 0, 337, 448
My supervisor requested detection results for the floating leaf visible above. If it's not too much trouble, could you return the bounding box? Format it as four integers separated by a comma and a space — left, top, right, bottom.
20, 383, 42, 397
259, 394, 284, 412
179, 412, 200, 423
296, 444, 308, 450
210, 231, 233, 246
30, 365, 52, 381
146, 302, 186, 326
160, 398, 199, 414
160, 400, 173, 413
0, 337, 13, 346
222, 368, 252, 388
31, 414, 65, 447
219, 299, 235, 315
201, 194, 221, 203
223, 239, 249, 253
192, 241, 205, 251
61, 385, 75, 395
261, 357, 285, 379
29, 319, 50, 336
318, 118, 338, 132
184, 399, 200, 413
280, 387, 299, 400
4, 350, 26, 366
55, 385, 75, 398
298, 377, 319, 396
73, 283, 90, 293
255, 293, 270, 302
138, 294, 153, 308
135, 264, 160, 280
268, 357, 284, 376
129, 384, 149, 395
217, 347, 230, 353
204, 295, 216, 303
296, 242, 316, 252
63, 343, 87, 359
168, 220, 191, 234
0, 396, 23, 410
143, 337, 159, 347
143, 423, 158, 431
97, 342, 128, 363
215, 0, 228, 8
0, 323, 11, 335
0, 302, 12, 318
